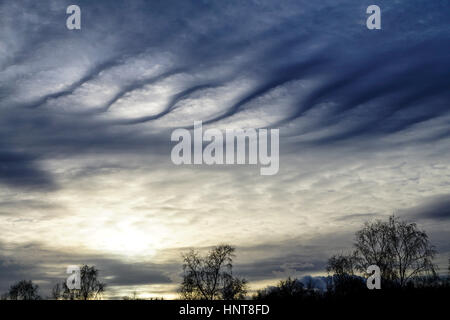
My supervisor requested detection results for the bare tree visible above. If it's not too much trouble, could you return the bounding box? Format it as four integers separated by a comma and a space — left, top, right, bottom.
447, 258, 450, 285
6, 280, 41, 300
326, 253, 365, 293
180, 244, 247, 300
326, 252, 357, 276
51, 282, 62, 300
354, 218, 393, 280
222, 276, 248, 300
354, 215, 436, 286
277, 277, 304, 297
52, 265, 106, 300
122, 290, 140, 300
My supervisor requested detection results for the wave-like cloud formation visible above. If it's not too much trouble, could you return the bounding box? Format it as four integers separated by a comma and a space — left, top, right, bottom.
7, 5, 450, 192
2, 1, 449, 125
0, 0, 450, 297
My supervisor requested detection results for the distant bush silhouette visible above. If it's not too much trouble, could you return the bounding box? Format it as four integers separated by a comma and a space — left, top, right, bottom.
3, 280, 41, 300
122, 291, 164, 300
254, 277, 304, 300
179, 244, 248, 300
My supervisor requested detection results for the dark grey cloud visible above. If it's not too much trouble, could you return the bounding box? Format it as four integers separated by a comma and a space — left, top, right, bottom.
237, 256, 326, 281
105, 263, 172, 286
0, 259, 36, 288
0, 149, 55, 190
232, 231, 357, 281
401, 194, 450, 221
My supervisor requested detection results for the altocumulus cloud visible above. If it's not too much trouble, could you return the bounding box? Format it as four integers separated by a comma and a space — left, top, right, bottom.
0, 0, 449, 297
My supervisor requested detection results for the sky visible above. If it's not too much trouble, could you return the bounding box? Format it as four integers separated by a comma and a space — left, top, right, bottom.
0, 0, 449, 299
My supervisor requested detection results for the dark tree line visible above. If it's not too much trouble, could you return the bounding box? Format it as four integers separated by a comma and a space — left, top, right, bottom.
2, 216, 449, 300
256, 215, 447, 301
179, 216, 446, 301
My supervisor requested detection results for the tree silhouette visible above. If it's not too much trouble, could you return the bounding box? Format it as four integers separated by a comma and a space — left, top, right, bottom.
326, 252, 365, 294
328, 215, 436, 288
447, 258, 450, 286
326, 252, 357, 276
253, 277, 328, 301
254, 277, 305, 300
180, 244, 247, 300
222, 276, 248, 300
52, 265, 106, 300
5, 280, 41, 300
354, 216, 436, 286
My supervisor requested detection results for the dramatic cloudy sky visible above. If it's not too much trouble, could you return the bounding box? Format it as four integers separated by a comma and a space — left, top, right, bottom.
0, 0, 449, 298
